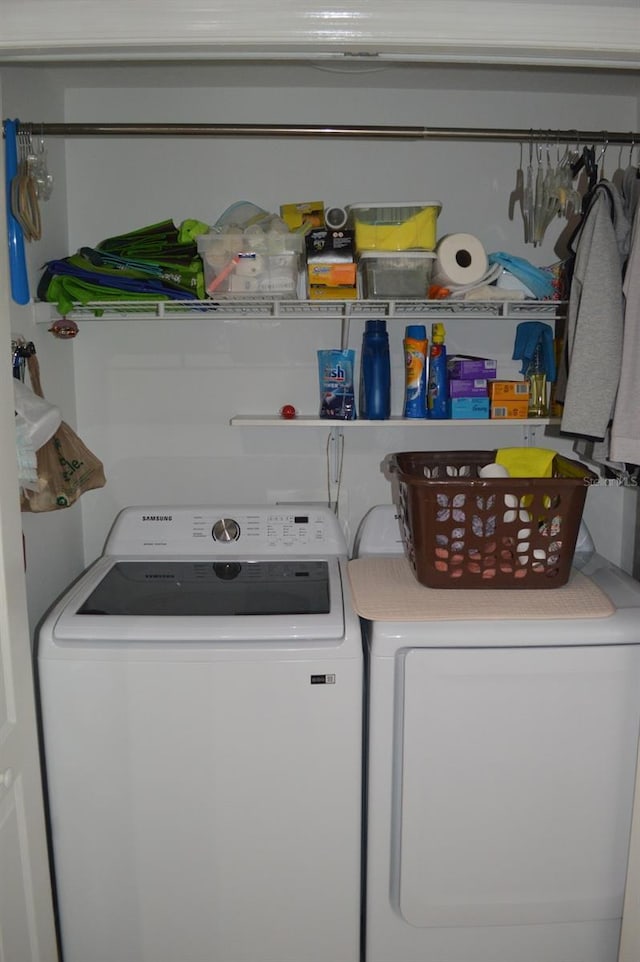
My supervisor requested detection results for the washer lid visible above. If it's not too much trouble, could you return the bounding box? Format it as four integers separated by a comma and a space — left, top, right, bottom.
78, 559, 332, 617
48, 555, 347, 644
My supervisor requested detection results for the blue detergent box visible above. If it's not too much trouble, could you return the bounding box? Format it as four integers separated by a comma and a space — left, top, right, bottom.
448, 396, 490, 419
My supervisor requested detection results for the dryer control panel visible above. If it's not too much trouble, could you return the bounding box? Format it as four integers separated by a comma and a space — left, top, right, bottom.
103, 505, 348, 557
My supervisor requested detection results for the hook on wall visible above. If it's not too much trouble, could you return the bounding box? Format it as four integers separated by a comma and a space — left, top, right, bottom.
11, 335, 36, 381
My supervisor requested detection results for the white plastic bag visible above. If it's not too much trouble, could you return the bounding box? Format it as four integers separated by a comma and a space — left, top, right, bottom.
13, 377, 61, 450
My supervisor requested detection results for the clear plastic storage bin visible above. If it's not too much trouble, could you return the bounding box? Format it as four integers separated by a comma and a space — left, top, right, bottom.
359, 251, 436, 298
197, 229, 304, 297
348, 202, 441, 252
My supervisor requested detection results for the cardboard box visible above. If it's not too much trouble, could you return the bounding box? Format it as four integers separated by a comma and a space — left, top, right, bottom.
488, 380, 530, 401
305, 228, 355, 263
448, 397, 490, 419
309, 286, 358, 300
447, 355, 497, 378
449, 378, 489, 398
490, 400, 530, 419
307, 263, 357, 288
280, 201, 324, 232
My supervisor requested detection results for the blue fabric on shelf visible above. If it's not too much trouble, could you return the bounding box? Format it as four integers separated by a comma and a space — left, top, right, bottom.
512, 321, 556, 380
488, 252, 555, 300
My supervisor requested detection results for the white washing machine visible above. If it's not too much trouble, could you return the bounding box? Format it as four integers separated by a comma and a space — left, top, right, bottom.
353, 505, 640, 962
37, 505, 363, 962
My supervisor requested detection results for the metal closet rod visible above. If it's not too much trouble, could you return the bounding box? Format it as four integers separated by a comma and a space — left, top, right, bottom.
8, 121, 640, 143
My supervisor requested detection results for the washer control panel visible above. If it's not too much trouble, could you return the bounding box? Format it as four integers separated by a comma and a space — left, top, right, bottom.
208, 511, 328, 548
104, 505, 348, 557
212, 518, 241, 543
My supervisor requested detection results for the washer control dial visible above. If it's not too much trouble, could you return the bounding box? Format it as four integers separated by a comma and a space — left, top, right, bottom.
212, 518, 241, 543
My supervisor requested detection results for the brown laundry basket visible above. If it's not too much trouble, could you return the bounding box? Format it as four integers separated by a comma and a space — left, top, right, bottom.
385, 450, 596, 589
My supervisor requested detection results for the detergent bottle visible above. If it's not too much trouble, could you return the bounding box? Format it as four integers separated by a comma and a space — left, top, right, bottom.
359, 319, 391, 420
427, 322, 449, 419
403, 325, 428, 418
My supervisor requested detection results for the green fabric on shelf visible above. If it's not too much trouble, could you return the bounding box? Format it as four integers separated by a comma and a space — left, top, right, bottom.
39, 219, 207, 313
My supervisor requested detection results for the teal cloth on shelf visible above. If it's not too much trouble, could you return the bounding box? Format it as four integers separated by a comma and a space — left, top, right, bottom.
512, 321, 556, 381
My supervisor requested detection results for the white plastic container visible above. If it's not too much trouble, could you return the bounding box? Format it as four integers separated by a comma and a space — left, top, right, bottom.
359, 251, 436, 298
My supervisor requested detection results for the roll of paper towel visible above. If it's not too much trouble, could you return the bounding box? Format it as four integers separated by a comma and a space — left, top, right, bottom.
434, 233, 489, 287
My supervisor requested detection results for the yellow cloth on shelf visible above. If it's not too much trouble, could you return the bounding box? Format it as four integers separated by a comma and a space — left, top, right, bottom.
495, 446, 556, 478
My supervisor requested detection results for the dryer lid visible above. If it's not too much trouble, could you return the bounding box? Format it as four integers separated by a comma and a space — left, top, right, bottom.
353, 505, 404, 557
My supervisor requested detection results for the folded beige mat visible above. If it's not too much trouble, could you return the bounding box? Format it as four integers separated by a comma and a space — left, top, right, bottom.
347, 557, 615, 621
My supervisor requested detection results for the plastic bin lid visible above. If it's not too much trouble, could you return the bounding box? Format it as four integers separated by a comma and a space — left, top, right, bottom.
214, 201, 269, 229
358, 250, 436, 261
347, 201, 442, 211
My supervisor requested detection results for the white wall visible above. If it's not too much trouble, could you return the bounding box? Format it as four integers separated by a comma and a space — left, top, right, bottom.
1, 65, 85, 635
4, 61, 639, 595
60, 62, 638, 261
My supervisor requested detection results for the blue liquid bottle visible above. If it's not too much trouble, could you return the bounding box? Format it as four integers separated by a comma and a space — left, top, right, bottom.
359, 319, 391, 420
427, 322, 449, 419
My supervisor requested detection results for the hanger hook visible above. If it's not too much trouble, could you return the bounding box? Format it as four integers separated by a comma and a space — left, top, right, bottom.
597, 134, 609, 162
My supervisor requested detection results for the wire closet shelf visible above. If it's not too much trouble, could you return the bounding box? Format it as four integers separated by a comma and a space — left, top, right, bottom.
7, 120, 608, 323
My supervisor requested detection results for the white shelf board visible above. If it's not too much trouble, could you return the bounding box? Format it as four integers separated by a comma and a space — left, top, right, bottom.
230, 416, 561, 427
35, 298, 567, 323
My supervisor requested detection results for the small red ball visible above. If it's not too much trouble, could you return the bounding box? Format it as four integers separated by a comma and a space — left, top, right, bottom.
280, 404, 297, 420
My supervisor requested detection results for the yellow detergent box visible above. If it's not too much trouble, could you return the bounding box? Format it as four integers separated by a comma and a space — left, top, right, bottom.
309, 285, 358, 300
488, 380, 530, 402
307, 263, 357, 288
491, 400, 530, 419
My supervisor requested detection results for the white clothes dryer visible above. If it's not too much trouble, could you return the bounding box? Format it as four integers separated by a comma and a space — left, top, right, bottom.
353, 505, 640, 962
37, 505, 363, 962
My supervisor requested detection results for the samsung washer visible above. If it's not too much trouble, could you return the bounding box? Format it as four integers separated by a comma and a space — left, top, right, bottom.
37, 505, 363, 962
354, 505, 640, 962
